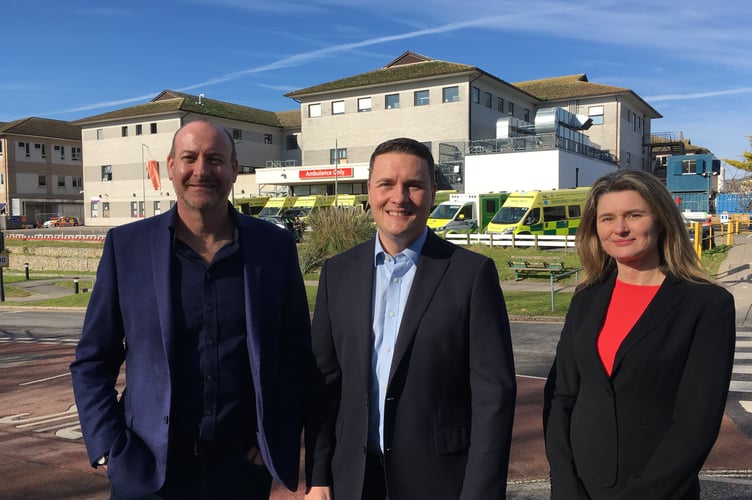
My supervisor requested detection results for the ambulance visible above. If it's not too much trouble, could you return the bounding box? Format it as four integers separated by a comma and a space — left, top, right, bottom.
486, 187, 590, 235
427, 192, 508, 236
257, 196, 297, 218
234, 196, 269, 216
333, 194, 369, 211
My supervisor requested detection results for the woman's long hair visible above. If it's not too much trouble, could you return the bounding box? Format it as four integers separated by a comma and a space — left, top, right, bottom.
576, 169, 711, 288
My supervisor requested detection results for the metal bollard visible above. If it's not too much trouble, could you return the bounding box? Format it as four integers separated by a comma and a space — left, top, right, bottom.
73, 277, 80, 294
24, 262, 30, 280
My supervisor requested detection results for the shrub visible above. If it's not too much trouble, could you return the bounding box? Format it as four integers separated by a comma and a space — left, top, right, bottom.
298, 208, 376, 273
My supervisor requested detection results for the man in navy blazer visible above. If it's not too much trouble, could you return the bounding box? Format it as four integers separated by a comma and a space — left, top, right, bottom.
71, 120, 311, 499
305, 138, 516, 500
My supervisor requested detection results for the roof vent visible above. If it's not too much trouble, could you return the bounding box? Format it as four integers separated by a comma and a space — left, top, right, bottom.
198, 93, 205, 105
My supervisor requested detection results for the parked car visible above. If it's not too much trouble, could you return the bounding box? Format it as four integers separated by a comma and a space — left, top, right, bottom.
43, 216, 80, 228
260, 215, 303, 242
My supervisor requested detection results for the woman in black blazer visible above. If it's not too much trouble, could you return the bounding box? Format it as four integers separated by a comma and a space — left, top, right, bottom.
544, 170, 735, 500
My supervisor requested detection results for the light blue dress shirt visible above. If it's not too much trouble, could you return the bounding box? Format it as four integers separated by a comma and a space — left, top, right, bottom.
368, 228, 427, 452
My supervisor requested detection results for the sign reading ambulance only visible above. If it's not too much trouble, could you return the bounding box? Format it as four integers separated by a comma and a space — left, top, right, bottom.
299, 167, 354, 179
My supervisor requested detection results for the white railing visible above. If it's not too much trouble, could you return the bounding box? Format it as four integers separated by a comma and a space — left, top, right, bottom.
445, 232, 577, 249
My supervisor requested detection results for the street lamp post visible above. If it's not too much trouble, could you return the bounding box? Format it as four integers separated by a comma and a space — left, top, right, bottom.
141, 144, 149, 217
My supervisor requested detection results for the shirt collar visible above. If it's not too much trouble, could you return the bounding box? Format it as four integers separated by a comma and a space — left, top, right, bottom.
168, 202, 240, 243
373, 227, 427, 267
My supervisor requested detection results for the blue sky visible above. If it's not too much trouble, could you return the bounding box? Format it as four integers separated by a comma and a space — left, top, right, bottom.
2, 0, 750, 176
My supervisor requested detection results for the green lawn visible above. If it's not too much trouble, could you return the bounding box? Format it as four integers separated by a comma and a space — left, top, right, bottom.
0, 244, 728, 319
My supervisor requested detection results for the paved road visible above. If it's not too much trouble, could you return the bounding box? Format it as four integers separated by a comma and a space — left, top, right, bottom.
1, 314, 751, 498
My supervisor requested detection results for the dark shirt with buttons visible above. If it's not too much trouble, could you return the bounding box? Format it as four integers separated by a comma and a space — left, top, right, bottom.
168, 214, 256, 452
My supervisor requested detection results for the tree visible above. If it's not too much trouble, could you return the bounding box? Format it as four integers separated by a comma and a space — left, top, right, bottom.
723, 135, 752, 173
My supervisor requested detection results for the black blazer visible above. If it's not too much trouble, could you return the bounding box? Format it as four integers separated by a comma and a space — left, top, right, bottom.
544, 273, 736, 500
307, 231, 517, 500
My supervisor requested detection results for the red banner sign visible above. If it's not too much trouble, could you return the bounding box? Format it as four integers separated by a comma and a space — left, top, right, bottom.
298, 167, 353, 179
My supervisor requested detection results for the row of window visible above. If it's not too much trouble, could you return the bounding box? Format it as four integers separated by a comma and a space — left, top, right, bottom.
624, 109, 644, 131
308, 86, 462, 118
114, 123, 159, 138
470, 86, 528, 120
36, 175, 83, 188
17, 142, 81, 160
232, 128, 275, 145
90, 200, 176, 219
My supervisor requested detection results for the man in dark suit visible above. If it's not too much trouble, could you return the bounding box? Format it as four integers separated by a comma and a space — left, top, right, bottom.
305, 138, 516, 500
70, 120, 311, 499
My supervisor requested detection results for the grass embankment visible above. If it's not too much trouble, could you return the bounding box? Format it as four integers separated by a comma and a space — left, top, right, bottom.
1, 242, 729, 318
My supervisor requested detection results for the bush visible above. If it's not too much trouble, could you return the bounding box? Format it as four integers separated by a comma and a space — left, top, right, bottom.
298, 208, 376, 273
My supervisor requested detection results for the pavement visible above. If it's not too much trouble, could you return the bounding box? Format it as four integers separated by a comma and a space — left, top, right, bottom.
0, 234, 751, 498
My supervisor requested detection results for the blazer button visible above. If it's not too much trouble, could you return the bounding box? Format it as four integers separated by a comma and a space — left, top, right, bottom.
163, 416, 169, 424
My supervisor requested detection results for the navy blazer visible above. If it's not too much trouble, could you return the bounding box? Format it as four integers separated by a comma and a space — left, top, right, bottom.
70, 207, 311, 497
544, 273, 735, 500
307, 231, 517, 500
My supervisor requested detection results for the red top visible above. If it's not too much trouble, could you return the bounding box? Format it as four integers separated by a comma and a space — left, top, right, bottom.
598, 279, 661, 376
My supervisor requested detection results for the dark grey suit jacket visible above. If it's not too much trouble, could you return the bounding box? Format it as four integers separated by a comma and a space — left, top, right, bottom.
544, 273, 736, 500
307, 231, 516, 500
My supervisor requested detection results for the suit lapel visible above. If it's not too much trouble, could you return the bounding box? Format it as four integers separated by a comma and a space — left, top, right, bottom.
577, 276, 616, 385
388, 232, 449, 384
611, 276, 683, 375
349, 241, 379, 383
150, 212, 176, 367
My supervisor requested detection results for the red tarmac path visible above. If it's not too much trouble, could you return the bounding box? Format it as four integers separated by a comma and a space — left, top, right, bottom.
1, 343, 750, 499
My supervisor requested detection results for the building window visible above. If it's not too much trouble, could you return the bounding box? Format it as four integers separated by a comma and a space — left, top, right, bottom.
150, 123, 158, 134
154, 200, 161, 216
508, 102, 515, 116
0, 141, 3, 155
442, 86, 459, 103
121, 126, 128, 137
497, 97, 504, 113
264, 134, 273, 144
139, 201, 145, 217
624, 151, 631, 166
72, 147, 81, 160
136, 124, 143, 135
58, 176, 66, 187
101, 165, 113, 181
233, 129, 242, 140
38, 175, 47, 187
96, 129, 104, 140
414, 90, 430, 106
471, 87, 480, 104
54, 145, 65, 160
524, 109, 530, 122
72, 176, 82, 188
589, 105, 604, 125
358, 97, 372, 112
484, 92, 492, 108
385, 94, 400, 109
330, 148, 347, 165
332, 100, 345, 115
102, 202, 110, 218
35, 143, 46, 158
681, 159, 697, 174
286, 134, 298, 150
91, 202, 99, 219
131, 201, 138, 218
309, 103, 322, 118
